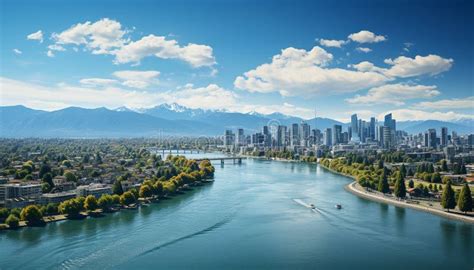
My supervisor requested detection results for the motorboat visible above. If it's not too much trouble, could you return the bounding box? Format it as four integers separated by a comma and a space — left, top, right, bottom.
310, 204, 316, 209
335, 204, 342, 209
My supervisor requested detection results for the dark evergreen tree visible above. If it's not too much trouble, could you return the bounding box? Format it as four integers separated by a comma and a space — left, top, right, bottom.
394, 173, 406, 199
441, 181, 456, 212
112, 179, 123, 195
457, 183, 472, 213
378, 174, 390, 194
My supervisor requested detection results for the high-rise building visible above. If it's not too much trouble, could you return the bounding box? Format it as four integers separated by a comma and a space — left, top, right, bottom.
383, 126, 391, 148
224, 130, 235, 148
427, 129, 437, 148
369, 117, 376, 140
324, 128, 332, 146
236, 128, 245, 146
300, 122, 310, 146
350, 114, 360, 142
441, 127, 448, 146
290, 123, 299, 147
332, 124, 342, 145
277, 125, 287, 147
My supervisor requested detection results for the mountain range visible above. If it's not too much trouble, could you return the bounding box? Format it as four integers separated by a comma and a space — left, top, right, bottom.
0, 104, 472, 138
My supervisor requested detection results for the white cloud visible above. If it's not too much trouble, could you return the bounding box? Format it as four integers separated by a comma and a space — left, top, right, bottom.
383, 54, 453, 78
170, 84, 238, 110
234, 46, 389, 96
415, 97, 474, 109
346, 83, 440, 106
113, 34, 216, 67
356, 47, 372, 53
79, 78, 119, 87
47, 50, 54, 57
350, 54, 453, 79
318, 39, 347, 48
27, 30, 44, 43
52, 18, 126, 55
348, 30, 386, 43
112, 70, 160, 89
380, 109, 474, 122
48, 44, 66, 51
13, 49, 22, 55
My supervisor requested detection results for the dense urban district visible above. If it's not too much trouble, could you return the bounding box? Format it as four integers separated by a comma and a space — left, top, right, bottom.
224, 113, 473, 220
0, 112, 473, 229
0, 139, 215, 229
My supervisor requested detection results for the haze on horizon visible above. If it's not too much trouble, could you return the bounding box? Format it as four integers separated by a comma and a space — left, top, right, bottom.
0, 0, 473, 122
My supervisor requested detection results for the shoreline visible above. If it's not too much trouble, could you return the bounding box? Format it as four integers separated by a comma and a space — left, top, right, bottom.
345, 181, 474, 224
318, 163, 474, 224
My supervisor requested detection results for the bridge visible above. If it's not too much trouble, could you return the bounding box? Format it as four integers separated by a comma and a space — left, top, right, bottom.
195, 157, 244, 165
147, 148, 202, 156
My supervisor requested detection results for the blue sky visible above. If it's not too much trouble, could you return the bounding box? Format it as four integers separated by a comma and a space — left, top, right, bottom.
1, 0, 473, 121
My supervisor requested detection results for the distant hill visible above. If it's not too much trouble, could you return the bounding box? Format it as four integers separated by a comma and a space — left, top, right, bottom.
0, 104, 472, 138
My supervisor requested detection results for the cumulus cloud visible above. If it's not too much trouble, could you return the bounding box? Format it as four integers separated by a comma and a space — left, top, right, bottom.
356, 47, 372, 53
348, 30, 386, 43
52, 18, 127, 55
27, 30, 43, 43
383, 55, 453, 78
112, 70, 160, 89
113, 34, 216, 67
318, 39, 347, 48
13, 49, 22, 55
415, 97, 474, 109
350, 54, 453, 79
47, 50, 55, 57
380, 109, 474, 121
234, 46, 389, 96
48, 18, 216, 68
346, 83, 440, 106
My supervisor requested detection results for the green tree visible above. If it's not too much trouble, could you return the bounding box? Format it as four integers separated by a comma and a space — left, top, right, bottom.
400, 164, 407, 179
139, 185, 152, 198
457, 183, 473, 213
112, 180, 123, 195
5, 214, 19, 229
431, 172, 441, 183
64, 171, 77, 182
394, 174, 406, 199
44, 203, 58, 216
111, 194, 121, 205
84, 195, 98, 212
441, 160, 448, 171
42, 172, 54, 188
120, 191, 136, 206
98, 194, 113, 212
377, 174, 390, 194
0, 208, 10, 223
59, 199, 82, 218
441, 181, 456, 212
20, 205, 43, 226
153, 182, 163, 197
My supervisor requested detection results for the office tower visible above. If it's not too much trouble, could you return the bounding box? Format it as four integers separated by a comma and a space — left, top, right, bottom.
324, 128, 332, 146
369, 117, 376, 140
236, 128, 245, 146
224, 130, 235, 147
342, 132, 349, 144
277, 125, 287, 147
441, 127, 448, 146
332, 124, 342, 145
378, 126, 384, 146
262, 126, 271, 147
290, 123, 300, 147
424, 131, 429, 147
300, 122, 310, 146
350, 114, 360, 142
427, 129, 437, 148
384, 113, 396, 146
383, 126, 391, 148
468, 134, 474, 146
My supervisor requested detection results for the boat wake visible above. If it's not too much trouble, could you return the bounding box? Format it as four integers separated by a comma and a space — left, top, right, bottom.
293, 199, 324, 213
136, 216, 232, 258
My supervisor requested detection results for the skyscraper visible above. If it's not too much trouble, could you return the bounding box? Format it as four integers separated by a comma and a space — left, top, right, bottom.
441, 127, 448, 146
350, 114, 360, 142
332, 124, 342, 145
324, 128, 332, 146
290, 123, 300, 147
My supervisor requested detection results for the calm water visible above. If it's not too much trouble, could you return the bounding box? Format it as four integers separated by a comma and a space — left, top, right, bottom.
1, 154, 473, 269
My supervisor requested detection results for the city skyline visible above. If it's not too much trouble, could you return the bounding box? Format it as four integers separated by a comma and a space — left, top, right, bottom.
1, 0, 473, 122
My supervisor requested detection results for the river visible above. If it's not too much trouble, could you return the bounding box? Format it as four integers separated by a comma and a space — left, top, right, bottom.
0, 154, 472, 269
